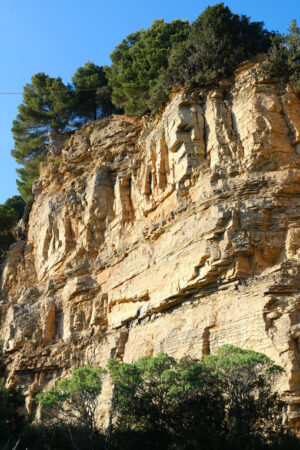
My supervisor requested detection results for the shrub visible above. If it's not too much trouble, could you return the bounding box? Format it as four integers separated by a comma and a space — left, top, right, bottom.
259, 20, 300, 93
203, 345, 285, 449
37, 365, 106, 448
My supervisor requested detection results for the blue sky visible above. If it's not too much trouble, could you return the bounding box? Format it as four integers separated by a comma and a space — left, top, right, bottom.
0, 0, 299, 203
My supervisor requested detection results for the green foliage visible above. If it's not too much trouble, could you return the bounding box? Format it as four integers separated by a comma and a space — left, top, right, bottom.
11, 73, 72, 202
203, 344, 284, 375
0, 203, 20, 263
260, 20, 300, 93
11, 64, 119, 203
186, 3, 271, 85
3, 197, 25, 221
37, 364, 105, 443
0, 206, 18, 232
108, 353, 224, 448
105, 19, 189, 116
72, 62, 118, 121
203, 345, 285, 448
15, 154, 46, 203
107, 4, 271, 115
3, 346, 299, 450
151, 3, 271, 110
108, 347, 292, 450
0, 231, 16, 264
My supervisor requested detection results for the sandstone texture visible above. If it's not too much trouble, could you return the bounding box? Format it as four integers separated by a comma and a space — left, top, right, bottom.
1, 62, 300, 425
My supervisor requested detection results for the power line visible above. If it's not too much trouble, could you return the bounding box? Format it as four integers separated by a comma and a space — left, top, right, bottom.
0, 88, 98, 95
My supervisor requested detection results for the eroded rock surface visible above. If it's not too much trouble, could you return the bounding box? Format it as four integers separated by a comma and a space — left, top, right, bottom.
2, 62, 300, 425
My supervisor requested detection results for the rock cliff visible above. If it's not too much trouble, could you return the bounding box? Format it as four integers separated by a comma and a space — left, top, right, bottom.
1, 61, 300, 426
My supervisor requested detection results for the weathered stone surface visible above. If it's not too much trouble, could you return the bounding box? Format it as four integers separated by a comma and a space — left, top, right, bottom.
1, 62, 300, 426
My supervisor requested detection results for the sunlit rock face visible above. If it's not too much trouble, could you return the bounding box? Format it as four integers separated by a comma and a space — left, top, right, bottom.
2, 61, 300, 425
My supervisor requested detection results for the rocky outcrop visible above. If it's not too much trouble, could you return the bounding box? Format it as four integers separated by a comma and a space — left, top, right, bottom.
1, 61, 300, 425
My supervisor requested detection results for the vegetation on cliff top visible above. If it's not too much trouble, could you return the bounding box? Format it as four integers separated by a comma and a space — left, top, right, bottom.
6, 3, 300, 221
11, 63, 119, 202
259, 19, 300, 92
105, 3, 272, 116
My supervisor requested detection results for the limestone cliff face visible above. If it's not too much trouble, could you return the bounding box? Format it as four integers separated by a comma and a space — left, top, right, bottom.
1, 61, 300, 423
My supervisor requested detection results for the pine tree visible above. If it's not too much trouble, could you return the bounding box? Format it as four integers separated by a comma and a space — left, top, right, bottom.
11, 73, 72, 201
3, 196, 25, 220
72, 62, 117, 122
105, 19, 189, 116
159, 3, 271, 92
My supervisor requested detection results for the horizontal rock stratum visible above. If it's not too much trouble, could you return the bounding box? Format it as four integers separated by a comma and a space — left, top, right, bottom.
1, 61, 300, 426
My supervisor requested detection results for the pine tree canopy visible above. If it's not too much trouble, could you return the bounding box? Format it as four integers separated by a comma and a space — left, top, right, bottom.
3, 196, 25, 220
72, 62, 118, 121
105, 19, 190, 116
11, 65, 118, 202
11, 73, 72, 201
105, 4, 272, 116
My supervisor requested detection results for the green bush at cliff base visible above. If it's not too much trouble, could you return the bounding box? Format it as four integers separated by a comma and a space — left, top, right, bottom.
36, 364, 105, 449
0, 345, 297, 450
107, 347, 291, 450
12, 424, 104, 450
108, 353, 225, 449
203, 345, 285, 449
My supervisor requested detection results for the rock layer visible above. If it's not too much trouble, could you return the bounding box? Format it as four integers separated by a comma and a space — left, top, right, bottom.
1, 62, 300, 425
